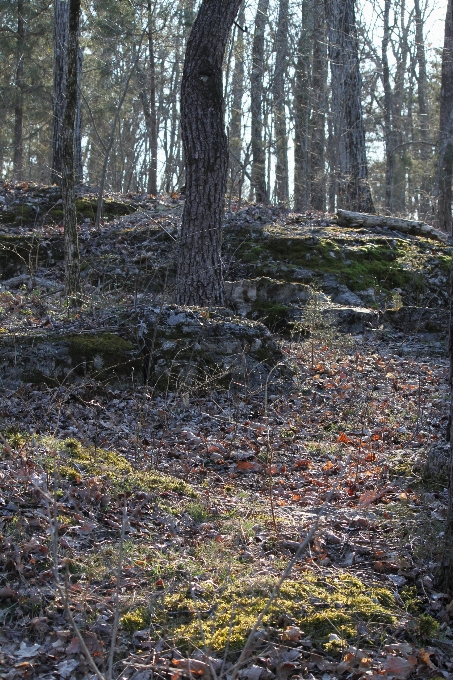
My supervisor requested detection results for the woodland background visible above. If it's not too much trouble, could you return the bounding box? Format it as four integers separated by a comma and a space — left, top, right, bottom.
0, 0, 448, 220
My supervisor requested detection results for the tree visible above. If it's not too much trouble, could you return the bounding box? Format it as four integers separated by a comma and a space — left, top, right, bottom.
250, 0, 269, 204
51, 0, 69, 185
13, 0, 25, 181
62, 0, 81, 298
325, 0, 375, 213
436, 0, 453, 233
294, 0, 314, 211
273, 0, 289, 205
175, 0, 242, 307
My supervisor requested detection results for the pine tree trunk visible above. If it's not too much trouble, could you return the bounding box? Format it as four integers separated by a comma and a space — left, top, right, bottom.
437, 0, 453, 233
310, 1, 327, 212
13, 0, 24, 182
273, 0, 289, 205
326, 0, 374, 213
228, 3, 245, 197
294, 0, 314, 212
382, 0, 394, 214
175, 0, 242, 307
147, 0, 158, 195
62, 0, 81, 298
51, 0, 69, 185
74, 46, 83, 185
414, 0, 430, 220
250, 0, 269, 204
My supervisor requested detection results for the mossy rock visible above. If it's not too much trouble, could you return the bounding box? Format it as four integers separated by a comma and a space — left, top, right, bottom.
0, 331, 143, 387
0, 234, 64, 279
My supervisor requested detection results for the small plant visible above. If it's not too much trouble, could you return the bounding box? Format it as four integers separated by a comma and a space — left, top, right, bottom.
185, 501, 210, 523
120, 607, 151, 633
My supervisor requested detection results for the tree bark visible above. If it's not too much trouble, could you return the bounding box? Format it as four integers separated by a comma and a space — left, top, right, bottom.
294, 0, 314, 212
250, 0, 269, 204
51, 0, 69, 185
325, 0, 374, 213
13, 0, 25, 182
74, 46, 83, 184
273, 0, 289, 205
382, 0, 394, 214
147, 0, 158, 195
175, 0, 242, 307
310, 1, 327, 212
437, 0, 453, 233
62, 0, 81, 298
414, 0, 430, 220
228, 3, 245, 198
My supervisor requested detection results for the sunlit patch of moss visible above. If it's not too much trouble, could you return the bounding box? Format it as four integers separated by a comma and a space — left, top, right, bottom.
153, 574, 399, 653
120, 607, 151, 633
418, 614, 439, 640
42, 437, 196, 497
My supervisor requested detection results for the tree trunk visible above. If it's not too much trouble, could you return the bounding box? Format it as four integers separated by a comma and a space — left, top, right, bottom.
175, 0, 242, 307
294, 0, 314, 212
13, 0, 25, 182
437, 0, 453, 233
62, 0, 81, 298
414, 0, 430, 220
74, 46, 83, 185
51, 0, 69, 185
325, 0, 374, 213
147, 0, 158, 195
273, 0, 289, 205
310, 1, 327, 212
250, 0, 269, 204
382, 0, 394, 214
228, 3, 245, 197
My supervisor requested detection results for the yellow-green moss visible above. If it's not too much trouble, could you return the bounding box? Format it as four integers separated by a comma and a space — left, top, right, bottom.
121, 607, 151, 632
152, 574, 399, 652
43, 437, 196, 497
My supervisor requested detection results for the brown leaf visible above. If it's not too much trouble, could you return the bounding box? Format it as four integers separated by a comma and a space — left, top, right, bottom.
294, 459, 310, 469
383, 655, 417, 678
236, 461, 261, 471
0, 586, 18, 601
281, 625, 303, 642
173, 659, 209, 676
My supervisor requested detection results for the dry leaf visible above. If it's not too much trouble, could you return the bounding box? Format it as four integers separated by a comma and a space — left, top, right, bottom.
383, 655, 417, 678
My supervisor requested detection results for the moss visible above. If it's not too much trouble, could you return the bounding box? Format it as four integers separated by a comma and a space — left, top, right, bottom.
153, 574, 399, 653
121, 607, 151, 633
42, 437, 197, 497
249, 301, 291, 331
64, 332, 141, 378
418, 614, 439, 640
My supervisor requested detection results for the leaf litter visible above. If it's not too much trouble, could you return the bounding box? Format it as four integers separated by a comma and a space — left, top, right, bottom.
0, 196, 452, 679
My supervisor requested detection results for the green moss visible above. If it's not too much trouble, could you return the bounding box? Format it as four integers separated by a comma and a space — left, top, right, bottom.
42, 437, 197, 497
65, 333, 138, 376
121, 607, 151, 633
153, 574, 399, 653
418, 614, 439, 640
249, 301, 290, 331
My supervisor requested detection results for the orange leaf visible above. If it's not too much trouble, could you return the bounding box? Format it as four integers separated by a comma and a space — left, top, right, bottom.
237, 460, 261, 471
295, 459, 310, 469
337, 432, 352, 444
322, 461, 334, 472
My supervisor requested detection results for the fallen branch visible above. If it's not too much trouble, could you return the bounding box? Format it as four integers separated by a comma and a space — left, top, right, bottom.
336, 209, 451, 244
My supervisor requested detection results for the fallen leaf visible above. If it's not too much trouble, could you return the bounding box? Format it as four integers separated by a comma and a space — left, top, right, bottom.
383, 655, 417, 678
173, 659, 209, 676
282, 625, 303, 642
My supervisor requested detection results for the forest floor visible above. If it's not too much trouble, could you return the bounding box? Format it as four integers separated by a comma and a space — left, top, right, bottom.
0, 183, 452, 679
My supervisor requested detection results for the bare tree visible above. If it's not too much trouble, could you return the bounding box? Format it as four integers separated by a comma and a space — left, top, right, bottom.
51, 0, 69, 185
436, 0, 453, 232
326, 0, 374, 213
382, 0, 394, 214
414, 0, 430, 220
62, 0, 81, 298
294, 0, 314, 211
273, 0, 289, 205
310, 1, 327, 212
251, 0, 269, 203
228, 2, 245, 199
13, 0, 25, 181
175, 0, 242, 306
